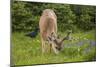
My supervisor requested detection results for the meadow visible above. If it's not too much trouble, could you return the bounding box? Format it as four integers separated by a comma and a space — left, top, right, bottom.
11, 1, 96, 66
11, 30, 96, 66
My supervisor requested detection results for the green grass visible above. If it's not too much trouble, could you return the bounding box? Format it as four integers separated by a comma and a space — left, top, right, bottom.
11, 30, 96, 66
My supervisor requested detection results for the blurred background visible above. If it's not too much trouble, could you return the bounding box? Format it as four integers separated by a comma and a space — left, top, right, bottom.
11, 1, 96, 33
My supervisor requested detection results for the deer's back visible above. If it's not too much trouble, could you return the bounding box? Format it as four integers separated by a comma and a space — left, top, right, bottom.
39, 9, 57, 40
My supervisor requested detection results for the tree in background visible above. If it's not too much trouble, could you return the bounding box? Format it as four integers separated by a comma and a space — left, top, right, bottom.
70, 5, 96, 31
12, 1, 96, 32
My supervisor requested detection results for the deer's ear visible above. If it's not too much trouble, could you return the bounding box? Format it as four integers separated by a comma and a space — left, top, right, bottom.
51, 32, 54, 36
51, 32, 56, 38
50, 32, 57, 40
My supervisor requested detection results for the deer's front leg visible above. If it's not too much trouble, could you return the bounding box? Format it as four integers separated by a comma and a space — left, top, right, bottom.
52, 44, 59, 54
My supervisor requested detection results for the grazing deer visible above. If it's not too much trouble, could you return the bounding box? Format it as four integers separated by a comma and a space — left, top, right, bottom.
48, 31, 72, 52
39, 9, 72, 54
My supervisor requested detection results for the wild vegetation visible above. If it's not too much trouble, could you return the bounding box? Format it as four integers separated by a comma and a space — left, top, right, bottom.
11, 1, 96, 32
11, 1, 96, 66
12, 30, 96, 65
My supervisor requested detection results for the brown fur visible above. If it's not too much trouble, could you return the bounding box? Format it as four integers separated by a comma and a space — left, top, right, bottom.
39, 9, 58, 54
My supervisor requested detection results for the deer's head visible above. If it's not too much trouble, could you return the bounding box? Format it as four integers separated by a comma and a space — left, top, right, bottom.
47, 31, 72, 51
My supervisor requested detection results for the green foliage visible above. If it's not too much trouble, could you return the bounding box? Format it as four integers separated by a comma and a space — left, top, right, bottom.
12, 1, 96, 32
12, 30, 96, 65
70, 5, 96, 31
11, 1, 96, 65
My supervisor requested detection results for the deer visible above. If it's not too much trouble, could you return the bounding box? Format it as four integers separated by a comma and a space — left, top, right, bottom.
39, 9, 72, 54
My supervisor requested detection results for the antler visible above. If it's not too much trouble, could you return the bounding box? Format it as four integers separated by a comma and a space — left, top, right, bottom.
60, 31, 72, 44
46, 31, 72, 51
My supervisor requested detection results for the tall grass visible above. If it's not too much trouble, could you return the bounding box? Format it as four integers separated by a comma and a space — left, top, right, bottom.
11, 30, 96, 66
